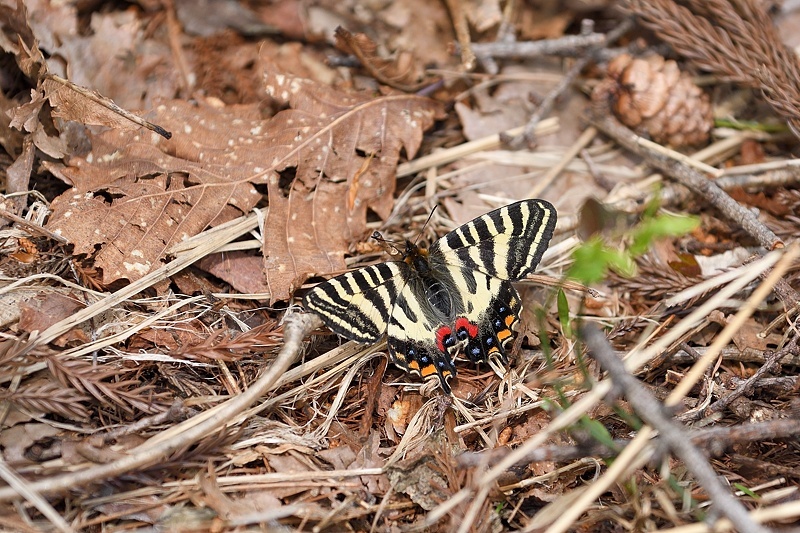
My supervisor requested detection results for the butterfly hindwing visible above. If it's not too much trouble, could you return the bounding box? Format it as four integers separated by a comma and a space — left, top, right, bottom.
459, 276, 522, 365
303, 262, 408, 343
381, 280, 457, 393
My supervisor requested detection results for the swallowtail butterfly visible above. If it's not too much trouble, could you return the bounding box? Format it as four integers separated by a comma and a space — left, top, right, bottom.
304, 199, 556, 394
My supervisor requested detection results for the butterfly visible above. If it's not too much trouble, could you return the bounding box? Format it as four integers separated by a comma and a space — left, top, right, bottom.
303, 199, 557, 393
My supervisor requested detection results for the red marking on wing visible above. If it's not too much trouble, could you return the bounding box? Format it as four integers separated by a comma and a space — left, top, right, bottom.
436, 325, 453, 352
455, 317, 479, 339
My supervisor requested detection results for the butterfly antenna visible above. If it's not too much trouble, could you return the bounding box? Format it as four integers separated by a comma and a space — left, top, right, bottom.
413, 205, 438, 246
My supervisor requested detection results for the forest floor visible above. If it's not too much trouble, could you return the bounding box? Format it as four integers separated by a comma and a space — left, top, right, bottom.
1, 1, 800, 531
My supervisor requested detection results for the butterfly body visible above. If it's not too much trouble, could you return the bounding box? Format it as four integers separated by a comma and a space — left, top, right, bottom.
304, 199, 557, 393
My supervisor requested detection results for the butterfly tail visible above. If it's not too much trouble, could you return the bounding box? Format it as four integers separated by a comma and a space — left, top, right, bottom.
389, 337, 456, 394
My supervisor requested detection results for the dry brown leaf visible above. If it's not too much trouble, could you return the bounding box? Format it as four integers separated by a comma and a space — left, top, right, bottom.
93, 495, 170, 526
260, 63, 444, 302
197, 468, 282, 523
42, 78, 144, 134
18, 290, 87, 346
45, 100, 269, 285
730, 320, 783, 353
6, 136, 34, 211
51, 9, 177, 111
376, 0, 454, 68
198, 252, 270, 295
334, 26, 426, 91
44, 62, 441, 299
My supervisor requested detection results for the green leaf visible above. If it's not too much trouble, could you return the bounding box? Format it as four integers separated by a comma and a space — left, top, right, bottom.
569, 237, 637, 283
557, 288, 572, 337
733, 483, 759, 498
580, 415, 618, 451
629, 213, 700, 256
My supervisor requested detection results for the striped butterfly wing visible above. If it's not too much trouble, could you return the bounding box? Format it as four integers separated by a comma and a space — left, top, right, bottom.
430, 199, 556, 282
424, 200, 557, 368
384, 284, 458, 393
304, 258, 457, 391
303, 262, 409, 343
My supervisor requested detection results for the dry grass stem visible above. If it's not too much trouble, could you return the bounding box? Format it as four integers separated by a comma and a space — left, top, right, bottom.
396, 117, 559, 178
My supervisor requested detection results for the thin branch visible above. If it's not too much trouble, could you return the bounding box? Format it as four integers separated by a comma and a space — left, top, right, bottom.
704, 333, 800, 417
582, 323, 771, 533
466, 32, 608, 59
0, 455, 73, 532
591, 113, 784, 251
458, 416, 800, 469
506, 18, 634, 148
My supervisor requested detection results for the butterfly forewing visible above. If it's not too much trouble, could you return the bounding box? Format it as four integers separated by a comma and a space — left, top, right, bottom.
431, 199, 556, 281
303, 262, 408, 343
303, 199, 557, 393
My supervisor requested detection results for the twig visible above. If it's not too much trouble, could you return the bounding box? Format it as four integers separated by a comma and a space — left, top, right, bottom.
163, 0, 194, 93
458, 416, 800, 469
658, 168, 800, 210
504, 56, 594, 148
0, 455, 73, 532
591, 113, 784, 250
395, 118, 559, 178
451, 250, 782, 533
524, 126, 597, 197
94, 399, 189, 442
582, 324, 771, 533
444, 0, 475, 70
0, 198, 69, 244
704, 333, 800, 417
466, 32, 608, 59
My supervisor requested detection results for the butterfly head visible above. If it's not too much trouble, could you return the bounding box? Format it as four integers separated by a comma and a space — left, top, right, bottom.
403, 240, 436, 275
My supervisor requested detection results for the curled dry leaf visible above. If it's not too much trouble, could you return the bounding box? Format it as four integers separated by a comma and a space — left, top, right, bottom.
42, 78, 146, 134
334, 26, 427, 92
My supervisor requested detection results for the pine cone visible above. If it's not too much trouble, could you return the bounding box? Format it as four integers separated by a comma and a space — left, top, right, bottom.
593, 54, 713, 147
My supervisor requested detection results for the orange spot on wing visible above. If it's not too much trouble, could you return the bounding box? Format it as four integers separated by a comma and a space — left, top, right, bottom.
421, 364, 437, 377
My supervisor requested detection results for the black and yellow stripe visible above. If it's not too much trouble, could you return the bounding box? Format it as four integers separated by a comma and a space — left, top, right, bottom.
303, 262, 407, 342
432, 199, 556, 282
